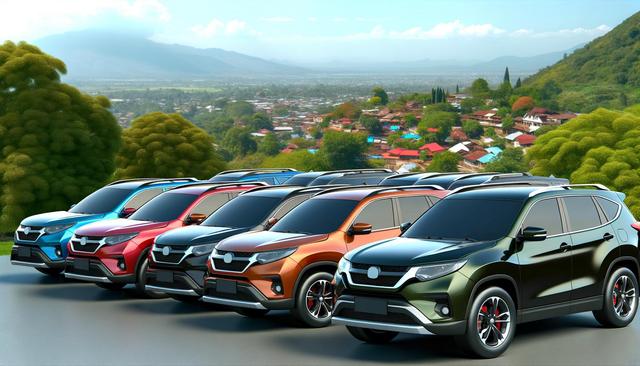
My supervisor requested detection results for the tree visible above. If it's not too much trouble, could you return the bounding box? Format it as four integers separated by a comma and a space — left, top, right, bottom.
426, 152, 461, 172
462, 120, 484, 139
332, 102, 361, 119
222, 127, 257, 157
359, 115, 383, 135
0, 41, 122, 230
262, 150, 324, 171
456, 84, 460, 93
246, 112, 273, 131
501, 115, 515, 131
404, 113, 419, 128
372, 87, 389, 105
512, 96, 535, 114
515, 77, 522, 88
540, 80, 562, 101
418, 111, 458, 142
195, 113, 234, 139
503, 67, 511, 84
469, 78, 491, 99
484, 148, 528, 173
257, 133, 281, 156
369, 96, 382, 105
224, 101, 255, 119
115, 112, 225, 180
318, 131, 370, 169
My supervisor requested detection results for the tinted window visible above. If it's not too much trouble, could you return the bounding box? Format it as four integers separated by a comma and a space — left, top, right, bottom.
379, 177, 418, 186
595, 197, 620, 222
563, 196, 602, 231
209, 174, 244, 182
308, 175, 340, 186
283, 175, 318, 186
271, 199, 359, 235
188, 194, 231, 217
522, 199, 563, 235
129, 192, 198, 222
202, 196, 283, 228
397, 196, 431, 224
405, 198, 524, 242
416, 175, 463, 189
69, 187, 133, 214
272, 195, 311, 219
124, 188, 164, 210
354, 199, 395, 230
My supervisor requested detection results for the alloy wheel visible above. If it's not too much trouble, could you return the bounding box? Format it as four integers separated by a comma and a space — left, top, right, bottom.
612, 275, 637, 319
305, 279, 333, 319
476, 296, 512, 348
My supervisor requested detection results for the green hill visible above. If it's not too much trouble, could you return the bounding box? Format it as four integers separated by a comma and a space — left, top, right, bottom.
523, 11, 640, 112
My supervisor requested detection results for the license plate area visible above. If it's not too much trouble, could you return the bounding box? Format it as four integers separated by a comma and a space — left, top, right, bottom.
156, 271, 174, 283
216, 279, 237, 294
17, 246, 31, 258
354, 297, 388, 315
74, 258, 89, 271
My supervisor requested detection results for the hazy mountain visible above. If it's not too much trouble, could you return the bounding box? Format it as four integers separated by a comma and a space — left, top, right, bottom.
35, 30, 305, 80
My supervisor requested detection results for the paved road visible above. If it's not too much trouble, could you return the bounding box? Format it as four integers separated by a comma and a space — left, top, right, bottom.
0, 257, 638, 366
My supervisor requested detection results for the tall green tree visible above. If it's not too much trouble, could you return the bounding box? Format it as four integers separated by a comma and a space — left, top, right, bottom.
222, 127, 258, 157
0, 41, 121, 230
359, 115, 383, 135
246, 112, 273, 131
469, 78, 491, 99
371, 87, 389, 105
426, 152, 461, 172
257, 133, 281, 156
418, 111, 459, 142
515, 77, 522, 88
115, 112, 225, 179
503, 67, 511, 84
318, 131, 370, 169
484, 148, 527, 173
462, 120, 484, 138
224, 101, 255, 119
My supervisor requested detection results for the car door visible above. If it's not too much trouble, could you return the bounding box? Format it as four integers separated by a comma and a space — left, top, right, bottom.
563, 196, 620, 300
518, 197, 573, 308
346, 198, 399, 251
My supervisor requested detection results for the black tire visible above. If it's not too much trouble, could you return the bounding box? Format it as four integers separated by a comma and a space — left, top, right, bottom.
96, 282, 126, 291
234, 308, 270, 318
593, 267, 638, 328
135, 258, 167, 299
291, 271, 334, 328
169, 294, 201, 303
455, 287, 516, 359
36, 268, 64, 276
346, 326, 398, 344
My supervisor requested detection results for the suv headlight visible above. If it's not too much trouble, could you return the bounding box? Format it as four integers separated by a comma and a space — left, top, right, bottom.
104, 233, 138, 245
44, 223, 75, 234
337, 257, 350, 275
255, 248, 296, 265
192, 243, 216, 256
414, 260, 467, 281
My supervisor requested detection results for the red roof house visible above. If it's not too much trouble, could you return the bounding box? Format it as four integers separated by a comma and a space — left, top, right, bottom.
388, 148, 420, 160
419, 143, 446, 154
515, 134, 536, 146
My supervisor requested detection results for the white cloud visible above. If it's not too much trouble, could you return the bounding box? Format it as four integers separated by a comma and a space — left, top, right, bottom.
510, 24, 611, 38
191, 19, 248, 38
262, 16, 293, 23
0, 0, 170, 41
339, 21, 505, 41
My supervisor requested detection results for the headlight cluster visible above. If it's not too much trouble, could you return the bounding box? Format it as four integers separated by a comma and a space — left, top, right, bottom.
414, 260, 467, 281
104, 233, 138, 245
192, 243, 216, 256
44, 223, 75, 234
337, 257, 350, 274
255, 248, 296, 264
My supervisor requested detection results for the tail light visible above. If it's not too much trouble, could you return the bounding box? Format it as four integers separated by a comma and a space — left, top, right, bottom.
631, 223, 640, 231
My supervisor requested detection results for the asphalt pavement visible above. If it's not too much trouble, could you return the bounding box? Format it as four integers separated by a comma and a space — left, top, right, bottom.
0, 257, 638, 366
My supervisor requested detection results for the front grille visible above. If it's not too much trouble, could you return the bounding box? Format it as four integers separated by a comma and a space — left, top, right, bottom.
16, 226, 44, 241
216, 249, 253, 258
350, 273, 403, 287
337, 308, 417, 325
210, 250, 254, 272
348, 262, 408, 287
212, 258, 251, 272
152, 244, 187, 264
351, 263, 410, 272
69, 235, 104, 253
204, 283, 258, 302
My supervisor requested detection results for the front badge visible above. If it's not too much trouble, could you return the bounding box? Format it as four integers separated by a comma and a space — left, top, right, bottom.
367, 266, 381, 280
223, 252, 234, 264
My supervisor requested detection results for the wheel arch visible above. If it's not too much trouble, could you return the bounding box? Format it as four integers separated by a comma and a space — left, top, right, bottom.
466, 274, 520, 316
292, 261, 338, 298
603, 255, 640, 293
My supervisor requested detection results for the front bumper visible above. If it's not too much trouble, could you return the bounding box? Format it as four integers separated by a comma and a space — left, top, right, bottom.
145, 268, 206, 297
11, 245, 65, 269
64, 257, 135, 284
201, 277, 294, 310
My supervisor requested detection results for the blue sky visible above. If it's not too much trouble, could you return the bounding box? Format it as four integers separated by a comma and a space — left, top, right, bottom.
1, 0, 639, 62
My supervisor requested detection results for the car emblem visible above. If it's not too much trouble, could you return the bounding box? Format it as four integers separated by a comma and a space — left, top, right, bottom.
162, 246, 171, 256
223, 252, 234, 264
24, 227, 31, 235
80, 237, 87, 246
367, 266, 381, 280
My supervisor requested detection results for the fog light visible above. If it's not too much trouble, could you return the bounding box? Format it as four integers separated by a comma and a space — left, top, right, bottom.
441, 306, 450, 316
55, 248, 62, 257
271, 277, 284, 294
117, 259, 126, 270
435, 303, 451, 317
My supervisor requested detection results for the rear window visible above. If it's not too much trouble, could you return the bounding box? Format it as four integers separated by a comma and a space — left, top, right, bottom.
405, 198, 524, 242
69, 187, 133, 214
202, 195, 283, 228
129, 192, 199, 222
271, 198, 359, 235
595, 197, 620, 222
563, 196, 602, 231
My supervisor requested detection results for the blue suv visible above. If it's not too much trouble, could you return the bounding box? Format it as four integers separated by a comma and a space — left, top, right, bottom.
209, 168, 300, 185
11, 178, 198, 276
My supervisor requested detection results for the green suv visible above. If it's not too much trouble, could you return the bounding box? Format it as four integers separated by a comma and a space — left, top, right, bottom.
333, 184, 639, 358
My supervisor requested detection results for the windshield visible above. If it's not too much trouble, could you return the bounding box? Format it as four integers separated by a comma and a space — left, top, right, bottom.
416, 175, 465, 189
209, 173, 244, 182
271, 198, 359, 235
129, 192, 198, 222
404, 198, 524, 242
202, 195, 283, 228
69, 187, 133, 214
283, 175, 318, 186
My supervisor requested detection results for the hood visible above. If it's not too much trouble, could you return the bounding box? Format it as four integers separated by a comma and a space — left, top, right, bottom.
216, 231, 329, 253
346, 237, 496, 267
74, 218, 168, 237
20, 211, 102, 227
155, 226, 249, 247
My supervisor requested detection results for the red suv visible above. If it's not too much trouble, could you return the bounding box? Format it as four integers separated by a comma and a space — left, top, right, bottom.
64, 182, 264, 297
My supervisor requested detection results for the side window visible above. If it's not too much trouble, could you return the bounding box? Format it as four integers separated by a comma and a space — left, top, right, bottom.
189, 194, 231, 217
123, 188, 164, 210
272, 194, 311, 219
563, 196, 602, 232
259, 177, 276, 185
354, 199, 395, 230
428, 196, 441, 206
397, 196, 431, 224
522, 198, 564, 236
594, 197, 620, 222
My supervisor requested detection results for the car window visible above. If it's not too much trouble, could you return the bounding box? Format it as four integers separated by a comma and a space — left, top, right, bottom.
397, 196, 431, 224
594, 197, 620, 222
188, 193, 231, 217
123, 188, 164, 210
522, 198, 564, 236
563, 196, 602, 232
272, 194, 311, 219
68, 187, 133, 214
271, 198, 359, 235
354, 199, 395, 230
202, 195, 283, 228
129, 192, 199, 222
258, 177, 276, 185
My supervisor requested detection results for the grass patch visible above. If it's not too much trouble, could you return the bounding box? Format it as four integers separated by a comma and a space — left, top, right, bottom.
0, 242, 12, 256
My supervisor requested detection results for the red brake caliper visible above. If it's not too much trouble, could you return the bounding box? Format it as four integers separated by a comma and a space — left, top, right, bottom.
478, 305, 488, 331
613, 283, 619, 306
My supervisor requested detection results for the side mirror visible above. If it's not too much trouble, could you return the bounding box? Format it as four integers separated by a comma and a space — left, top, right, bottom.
348, 222, 373, 236
186, 213, 207, 225
265, 217, 279, 230
400, 222, 412, 234
519, 226, 547, 242
120, 207, 136, 218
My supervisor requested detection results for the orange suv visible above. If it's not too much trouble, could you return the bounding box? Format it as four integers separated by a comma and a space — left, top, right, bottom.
202, 185, 448, 327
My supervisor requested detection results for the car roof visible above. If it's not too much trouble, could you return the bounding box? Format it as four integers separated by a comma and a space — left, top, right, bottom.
239, 185, 342, 198
379, 172, 440, 186
209, 169, 298, 181
446, 183, 612, 202
107, 178, 198, 190
307, 169, 393, 186
168, 182, 266, 195
312, 185, 448, 201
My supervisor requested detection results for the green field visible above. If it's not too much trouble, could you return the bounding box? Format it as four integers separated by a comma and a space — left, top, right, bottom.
0, 242, 12, 256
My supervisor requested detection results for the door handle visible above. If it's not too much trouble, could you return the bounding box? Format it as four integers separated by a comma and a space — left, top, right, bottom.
559, 242, 570, 253
603, 233, 614, 241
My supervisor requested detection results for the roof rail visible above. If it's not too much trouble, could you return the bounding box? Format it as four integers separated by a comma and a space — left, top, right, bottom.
450, 172, 501, 182
311, 185, 376, 197
107, 177, 198, 186
528, 183, 610, 197
363, 185, 445, 198
168, 181, 268, 192
214, 168, 298, 176
237, 184, 301, 195
414, 172, 469, 181
450, 181, 552, 195
291, 184, 347, 194
486, 173, 532, 181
